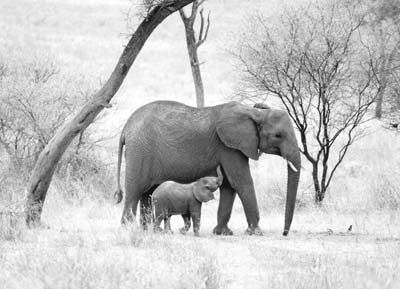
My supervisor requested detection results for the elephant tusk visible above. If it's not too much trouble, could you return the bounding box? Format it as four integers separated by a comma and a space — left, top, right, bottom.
216, 165, 224, 186
287, 161, 298, 172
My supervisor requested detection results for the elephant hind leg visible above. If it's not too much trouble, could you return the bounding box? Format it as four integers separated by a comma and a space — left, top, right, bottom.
139, 185, 158, 230
121, 180, 148, 225
122, 147, 155, 226
121, 201, 136, 225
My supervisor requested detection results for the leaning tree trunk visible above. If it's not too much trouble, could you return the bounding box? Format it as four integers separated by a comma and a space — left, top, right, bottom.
25, 0, 196, 227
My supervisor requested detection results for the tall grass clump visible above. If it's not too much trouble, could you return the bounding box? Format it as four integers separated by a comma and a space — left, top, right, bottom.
0, 153, 28, 241
372, 174, 400, 210
0, 205, 25, 241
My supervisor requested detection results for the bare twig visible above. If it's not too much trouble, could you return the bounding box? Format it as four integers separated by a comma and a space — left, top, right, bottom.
235, 1, 378, 202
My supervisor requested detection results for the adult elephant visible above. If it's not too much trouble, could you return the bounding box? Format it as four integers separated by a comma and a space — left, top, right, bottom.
115, 100, 301, 236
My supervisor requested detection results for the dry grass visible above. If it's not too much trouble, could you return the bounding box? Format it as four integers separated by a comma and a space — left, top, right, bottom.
0, 200, 224, 289
1, 197, 399, 289
0, 210, 26, 241
250, 238, 400, 289
1, 0, 400, 288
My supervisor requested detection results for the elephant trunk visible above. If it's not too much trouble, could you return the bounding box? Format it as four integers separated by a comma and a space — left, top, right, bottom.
283, 152, 301, 236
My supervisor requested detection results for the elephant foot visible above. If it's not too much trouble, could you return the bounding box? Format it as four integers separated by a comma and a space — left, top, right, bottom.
245, 226, 263, 236
194, 231, 200, 237
153, 226, 163, 233
179, 228, 188, 235
121, 213, 135, 225
29, 221, 51, 230
213, 225, 233, 236
141, 224, 148, 231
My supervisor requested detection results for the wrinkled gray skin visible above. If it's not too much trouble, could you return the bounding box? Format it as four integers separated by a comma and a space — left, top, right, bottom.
152, 167, 223, 237
115, 101, 301, 236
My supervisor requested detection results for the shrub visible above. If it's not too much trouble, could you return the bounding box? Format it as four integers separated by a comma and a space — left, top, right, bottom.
0, 52, 100, 168
0, 203, 26, 241
0, 51, 113, 205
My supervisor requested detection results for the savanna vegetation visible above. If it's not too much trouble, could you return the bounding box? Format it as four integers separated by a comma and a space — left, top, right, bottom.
1, 0, 399, 288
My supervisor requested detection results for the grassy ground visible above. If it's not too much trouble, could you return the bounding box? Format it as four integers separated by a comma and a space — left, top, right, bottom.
1, 197, 400, 289
1, 0, 400, 288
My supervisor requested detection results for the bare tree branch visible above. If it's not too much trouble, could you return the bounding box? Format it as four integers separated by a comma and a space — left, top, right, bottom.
196, 8, 210, 48
179, 0, 210, 107
235, 1, 378, 202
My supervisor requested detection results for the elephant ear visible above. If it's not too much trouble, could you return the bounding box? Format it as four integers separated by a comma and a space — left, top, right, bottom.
216, 102, 261, 160
193, 182, 214, 203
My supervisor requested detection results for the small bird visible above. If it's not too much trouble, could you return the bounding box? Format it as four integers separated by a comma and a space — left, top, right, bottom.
347, 225, 352, 232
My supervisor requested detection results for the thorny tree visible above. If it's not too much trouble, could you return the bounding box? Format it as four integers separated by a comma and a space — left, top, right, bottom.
236, 1, 381, 202
25, 0, 196, 226
179, 0, 210, 107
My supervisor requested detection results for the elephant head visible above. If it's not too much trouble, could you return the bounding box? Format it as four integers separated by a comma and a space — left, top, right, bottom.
216, 102, 301, 236
193, 165, 223, 202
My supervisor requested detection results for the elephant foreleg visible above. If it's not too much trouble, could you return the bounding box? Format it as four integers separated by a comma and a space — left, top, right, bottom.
153, 204, 165, 233
164, 216, 172, 233
179, 214, 191, 234
213, 182, 236, 235
153, 215, 163, 232
236, 186, 262, 235
218, 153, 262, 235
191, 212, 201, 237
231, 181, 262, 235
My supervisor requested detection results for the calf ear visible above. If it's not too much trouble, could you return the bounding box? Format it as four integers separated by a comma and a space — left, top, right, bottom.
216, 102, 261, 160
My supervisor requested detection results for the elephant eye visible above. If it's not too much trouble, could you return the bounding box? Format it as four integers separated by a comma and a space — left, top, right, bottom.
275, 133, 283, 139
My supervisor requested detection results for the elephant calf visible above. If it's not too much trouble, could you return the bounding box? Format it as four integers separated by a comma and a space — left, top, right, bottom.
152, 166, 223, 236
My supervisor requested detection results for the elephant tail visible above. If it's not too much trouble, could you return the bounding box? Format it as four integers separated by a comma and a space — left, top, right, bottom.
114, 133, 125, 204
114, 188, 123, 204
